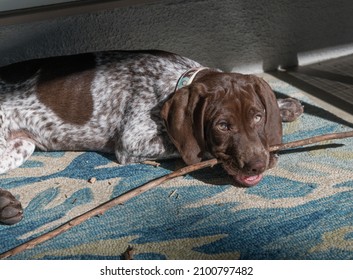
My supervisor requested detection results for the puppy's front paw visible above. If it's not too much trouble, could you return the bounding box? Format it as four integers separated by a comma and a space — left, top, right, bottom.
0, 189, 23, 225
278, 98, 304, 122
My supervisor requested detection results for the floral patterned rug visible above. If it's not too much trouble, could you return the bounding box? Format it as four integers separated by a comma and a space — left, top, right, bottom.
1, 73, 353, 260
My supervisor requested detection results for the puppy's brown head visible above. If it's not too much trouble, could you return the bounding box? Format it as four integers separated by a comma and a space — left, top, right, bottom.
161, 71, 282, 186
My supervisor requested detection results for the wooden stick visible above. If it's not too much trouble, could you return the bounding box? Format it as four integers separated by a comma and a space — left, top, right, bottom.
1, 130, 353, 259
269, 130, 353, 152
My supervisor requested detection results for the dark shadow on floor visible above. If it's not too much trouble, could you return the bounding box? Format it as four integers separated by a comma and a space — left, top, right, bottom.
277, 143, 344, 155
268, 53, 353, 125
271, 70, 353, 117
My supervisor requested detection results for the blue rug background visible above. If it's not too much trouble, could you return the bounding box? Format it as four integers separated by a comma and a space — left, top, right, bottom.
1, 74, 353, 260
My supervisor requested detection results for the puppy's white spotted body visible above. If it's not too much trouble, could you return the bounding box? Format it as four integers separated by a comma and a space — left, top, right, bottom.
0, 51, 200, 171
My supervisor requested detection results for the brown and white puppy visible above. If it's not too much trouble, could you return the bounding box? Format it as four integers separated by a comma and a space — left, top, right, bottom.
0, 50, 303, 224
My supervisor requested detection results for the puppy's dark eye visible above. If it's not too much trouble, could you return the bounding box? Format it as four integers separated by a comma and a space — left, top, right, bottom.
218, 121, 229, 131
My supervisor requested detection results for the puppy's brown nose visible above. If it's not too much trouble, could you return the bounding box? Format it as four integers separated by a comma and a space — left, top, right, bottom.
244, 159, 266, 175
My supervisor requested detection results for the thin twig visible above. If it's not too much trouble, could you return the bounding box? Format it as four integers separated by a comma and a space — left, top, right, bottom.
269, 130, 353, 152
1, 130, 353, 259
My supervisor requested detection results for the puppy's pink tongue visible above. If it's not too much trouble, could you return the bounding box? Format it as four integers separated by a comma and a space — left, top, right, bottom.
234, 174, 263, 186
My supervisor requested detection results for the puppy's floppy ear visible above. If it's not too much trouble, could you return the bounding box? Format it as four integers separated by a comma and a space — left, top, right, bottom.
161, 84, 208, 164
254, 78, 283, 146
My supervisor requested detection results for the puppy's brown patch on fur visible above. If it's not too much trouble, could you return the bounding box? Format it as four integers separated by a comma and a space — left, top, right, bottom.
36, 54, 95, 125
